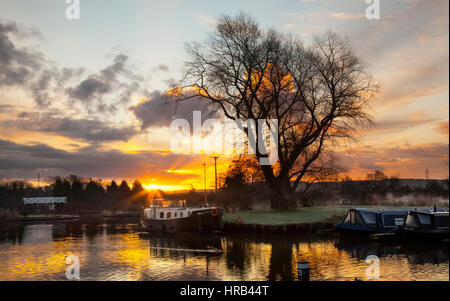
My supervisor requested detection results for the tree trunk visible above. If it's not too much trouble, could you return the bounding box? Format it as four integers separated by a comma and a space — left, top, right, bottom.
267, 177, 297, 209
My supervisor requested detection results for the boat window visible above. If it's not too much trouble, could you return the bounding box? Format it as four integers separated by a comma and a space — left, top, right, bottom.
167, 212, 171, 218
180, 212, 183, 217
383, 215, 406, 227
434, 216, 449, 228
355, 212, 365, 226
360, 212, 376, 224
350, 211, 356, 224
417, 214, 431, 225
160, 212, 164, 218
346, 211, 364, 225
394, 218, 404, 226
344, 211, 351, 224
175, 212, 177, 217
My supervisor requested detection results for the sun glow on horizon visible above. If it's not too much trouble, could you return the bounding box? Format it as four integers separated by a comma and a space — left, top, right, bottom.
143, 183, 190, 191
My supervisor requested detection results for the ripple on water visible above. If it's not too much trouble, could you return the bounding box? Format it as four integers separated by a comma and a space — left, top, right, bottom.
0, 222, 448, 281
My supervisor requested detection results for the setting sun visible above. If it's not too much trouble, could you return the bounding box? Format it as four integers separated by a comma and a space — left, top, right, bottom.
143, 183, 190, 191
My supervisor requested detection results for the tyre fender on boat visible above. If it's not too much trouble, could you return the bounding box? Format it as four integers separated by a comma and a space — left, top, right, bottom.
211, 207, 219, 217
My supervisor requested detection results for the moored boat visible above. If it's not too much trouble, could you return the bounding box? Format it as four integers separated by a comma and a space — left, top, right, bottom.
140, 199, 224, 233
336, 208, 409, 235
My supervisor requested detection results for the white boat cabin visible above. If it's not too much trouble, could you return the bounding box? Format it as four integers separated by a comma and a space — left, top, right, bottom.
143, 207, 192, 220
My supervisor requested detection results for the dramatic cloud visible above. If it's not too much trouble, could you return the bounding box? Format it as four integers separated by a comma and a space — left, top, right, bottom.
129, 90, 220, 129
1, 19, 149, 111
2, 112, 139, 143
30, 66, 85, 106
336, 143, 449, 179
0, 139, 202, 182
67, 54, 146, 108
0, 19, 149, 145
0, 21, 42, 87
0, 20, 87, 107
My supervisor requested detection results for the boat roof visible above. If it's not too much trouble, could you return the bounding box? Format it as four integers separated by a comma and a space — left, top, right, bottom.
352, 208, 411, 214
145, 206, 221, 211
352, 208, 449, 215
408, 209, 449, 215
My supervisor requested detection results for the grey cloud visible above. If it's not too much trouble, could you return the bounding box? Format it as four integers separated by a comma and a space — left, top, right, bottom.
0, 21, 43, 87
0, 139, 201, 181
68, 76, 111, 101
0, 20, 86, 107
3, 113, 139, 143
1, 20, 146, 109
67, 54, 144, 107
129, 90, 220, 129
31, 66, 86, 107
153, 64, 169, 72
0, 139, 71, 165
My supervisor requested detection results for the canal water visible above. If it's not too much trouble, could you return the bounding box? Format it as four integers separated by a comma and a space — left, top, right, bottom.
0, 217, 448, 281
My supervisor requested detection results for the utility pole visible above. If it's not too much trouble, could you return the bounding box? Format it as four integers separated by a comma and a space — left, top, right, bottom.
202, 161, 207, 206
211, 155, 219, 193
37, 172, 40, 189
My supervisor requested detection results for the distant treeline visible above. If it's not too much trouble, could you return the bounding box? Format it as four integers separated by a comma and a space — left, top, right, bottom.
0, 175, 149, 214
211, 166, 450, 210
301, 175, 449, 206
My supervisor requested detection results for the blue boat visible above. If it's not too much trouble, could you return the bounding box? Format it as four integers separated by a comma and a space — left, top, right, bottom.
336, 208, 410, 235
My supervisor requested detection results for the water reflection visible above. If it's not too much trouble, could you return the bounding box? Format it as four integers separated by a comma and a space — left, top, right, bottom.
0, 219, 448, 281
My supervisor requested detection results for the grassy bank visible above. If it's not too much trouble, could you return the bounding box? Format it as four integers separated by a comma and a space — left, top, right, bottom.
223, 205, 425, 226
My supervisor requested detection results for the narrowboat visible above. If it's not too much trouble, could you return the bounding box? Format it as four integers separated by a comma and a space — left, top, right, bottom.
336, 208, 409, 235
140, 199, 224, 233
396, 209, 449, 241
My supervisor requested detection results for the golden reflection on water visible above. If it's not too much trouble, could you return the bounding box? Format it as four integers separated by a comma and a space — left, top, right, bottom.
294, 241, 361, 280
0, 222, 448, 281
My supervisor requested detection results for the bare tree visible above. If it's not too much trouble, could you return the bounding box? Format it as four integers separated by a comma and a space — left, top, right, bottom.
175, 13, 377, 208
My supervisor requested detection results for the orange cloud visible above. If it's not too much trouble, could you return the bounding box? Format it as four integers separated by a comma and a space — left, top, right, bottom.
336, 143, 449, 180
434, 121, 449, 135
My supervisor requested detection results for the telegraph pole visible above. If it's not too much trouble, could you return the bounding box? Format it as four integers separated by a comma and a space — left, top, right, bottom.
211, 155, 219, 193
202, 162, 207, 206
37, 172, 40, 189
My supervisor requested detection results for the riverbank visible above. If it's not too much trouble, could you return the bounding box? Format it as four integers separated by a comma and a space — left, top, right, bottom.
9, 214, 80, 222
222, 205, 426, 233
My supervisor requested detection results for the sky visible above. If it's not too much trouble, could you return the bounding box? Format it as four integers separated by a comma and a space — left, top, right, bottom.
0, 0, 448, 190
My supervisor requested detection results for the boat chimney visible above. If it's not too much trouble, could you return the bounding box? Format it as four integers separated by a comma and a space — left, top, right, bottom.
433, 200, 437, 212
